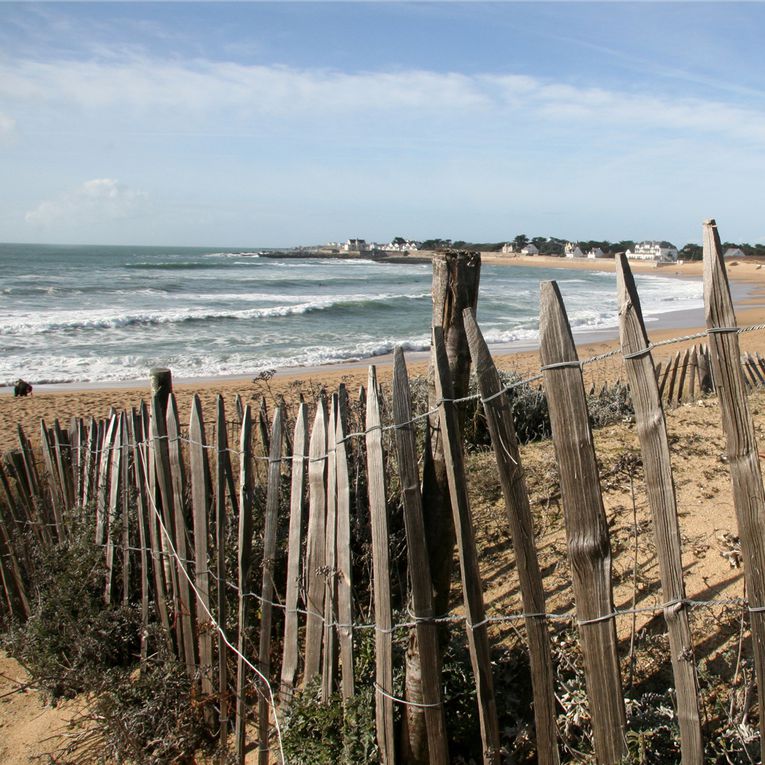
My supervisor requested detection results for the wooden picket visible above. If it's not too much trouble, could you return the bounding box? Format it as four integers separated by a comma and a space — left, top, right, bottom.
540, 281, 626, 764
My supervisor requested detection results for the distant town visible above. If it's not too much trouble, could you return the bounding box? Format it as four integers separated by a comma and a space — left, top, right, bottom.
295, 235, 765, 264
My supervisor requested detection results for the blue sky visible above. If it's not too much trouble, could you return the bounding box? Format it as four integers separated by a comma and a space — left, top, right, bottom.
1, 1, 764, 247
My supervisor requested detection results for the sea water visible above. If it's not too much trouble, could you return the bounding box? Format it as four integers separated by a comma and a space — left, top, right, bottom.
0, 243, 703, 386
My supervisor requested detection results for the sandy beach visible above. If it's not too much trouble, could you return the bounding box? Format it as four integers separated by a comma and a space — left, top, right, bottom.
2, 254, 765, 455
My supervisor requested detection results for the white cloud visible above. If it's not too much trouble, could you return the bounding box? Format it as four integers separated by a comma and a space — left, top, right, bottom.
0, 113, 16, 142
2, 55, 764, 145
25, 178, 148, 227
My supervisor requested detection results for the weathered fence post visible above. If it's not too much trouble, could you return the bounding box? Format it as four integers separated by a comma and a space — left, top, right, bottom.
189, 395, 214, 721
167, 395, 198, 680
365, 366, 396, 764
304, 398, 328, 684
393, 347, 449, 765
432, 326, 501, 765
539, 281, 627, 764
464, 308, 560, 765
280, 403, 309, 705
215, 395, 231, 753
258, 406, 283, 765
616, 254, 704, 764
321, 395, 338, 702
703, 218, 765, 750
335, 388, 354, 702
235, 406, 255, 765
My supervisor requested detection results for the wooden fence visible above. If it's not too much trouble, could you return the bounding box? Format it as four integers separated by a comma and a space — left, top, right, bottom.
1, 220, 765, 764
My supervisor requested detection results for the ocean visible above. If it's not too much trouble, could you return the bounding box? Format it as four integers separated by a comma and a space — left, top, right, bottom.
0, 243, 704, 387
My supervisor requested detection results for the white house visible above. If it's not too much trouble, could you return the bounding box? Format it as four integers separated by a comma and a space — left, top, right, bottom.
625, 241, 678, 263
724, 247, 746, 259
342, 238, 371, 252
588, 247, 608, 259
501, 242, 516, 254
520, 243, 539, 255
564, 242, 585, 259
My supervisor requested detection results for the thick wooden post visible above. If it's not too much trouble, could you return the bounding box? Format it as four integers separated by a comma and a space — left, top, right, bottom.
703, 218, 765, 749
539, 281, 626, 764
616, 254, 704, 764
365, 366, 396, 764
432, 327, 500, 764
150, 367, 173, 413
393, 347, 449, 765
464, 308, 560, 765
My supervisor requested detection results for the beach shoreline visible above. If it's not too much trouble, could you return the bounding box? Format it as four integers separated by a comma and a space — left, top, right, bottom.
2, 255, 765, 453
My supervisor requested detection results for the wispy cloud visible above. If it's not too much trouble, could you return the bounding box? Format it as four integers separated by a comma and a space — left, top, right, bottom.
2, 55, 763, 145
0, 113, 16, 143
25, 178, 148, 227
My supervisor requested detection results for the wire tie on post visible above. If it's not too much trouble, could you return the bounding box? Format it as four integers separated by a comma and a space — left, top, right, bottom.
623, 346, 652, 360
373, 683, 443, 709
540, 360, 582, 372
707, 326, 740, 335
577, 610, 616, 626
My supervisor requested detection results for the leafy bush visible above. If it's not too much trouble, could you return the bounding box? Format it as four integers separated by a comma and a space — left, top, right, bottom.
4, 514, 141, 699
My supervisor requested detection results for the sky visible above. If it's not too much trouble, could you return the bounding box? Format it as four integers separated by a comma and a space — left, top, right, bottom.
1, 1, 764, 248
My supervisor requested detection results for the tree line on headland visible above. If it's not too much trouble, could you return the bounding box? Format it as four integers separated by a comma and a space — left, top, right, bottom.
416, 234, 765, 260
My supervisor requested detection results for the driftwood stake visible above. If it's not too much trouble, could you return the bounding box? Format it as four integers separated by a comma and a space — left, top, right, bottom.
432, 326, 500, 764
616, 254, 703, 764
703, 218, 765, 749
539, 281, 626, 763
464, 308, 560, 765
365, 366, 396, 764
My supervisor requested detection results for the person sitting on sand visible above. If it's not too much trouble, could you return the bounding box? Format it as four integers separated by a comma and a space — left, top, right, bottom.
14, 379, 32, 397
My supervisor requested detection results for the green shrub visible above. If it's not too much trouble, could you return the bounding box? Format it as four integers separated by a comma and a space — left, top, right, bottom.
4, 514, 141, 699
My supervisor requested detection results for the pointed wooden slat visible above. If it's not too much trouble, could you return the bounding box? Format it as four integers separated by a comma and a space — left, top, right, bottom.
304, 399, 328, 683
335, 388, 354, 701
215, 395, 230, 751
235, 406, 255, 765
464, 308, 560, 765
52, 419, 75, 511
167, 394, 198, 680
121, 414, 131, 604
703, 218, 765, 747
280, 403, 309, 705
539, 281, 626, 764
258, 407, 283, 765
675, 348, 691, 404
747, 352, 765, 387
141, 401, 173, 649
616, 254, 703, 764
104, 413, 124, 604
665, 351, 682, 406
82, 418, 99, 508
129, 408, 151, 667
392, 347, 449, 765
39, 421, 65, 539
95, 415, 118, 547
151, 393, 184, 658
687, 346, 698, 401
432, 326, 500, 764
321, 395, 339, 703
697, 345, 713, 393
190, 395, 214, 717
658, 357, 673, 400
365, 366, 396, 765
